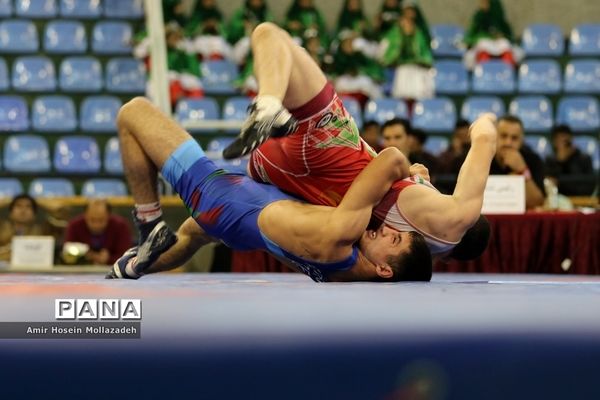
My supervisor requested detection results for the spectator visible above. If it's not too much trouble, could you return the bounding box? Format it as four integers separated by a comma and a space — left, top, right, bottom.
463, 0, 523, 69
375, 0, 402, 38
492, 115, 546, 209
227, 0, 274, 46
304, 29, 329, 69
185, 0, 225, 38
545, 124, 595, 196
381, 118, 411, 156
407, 128, 440, 179
337, 0, 371, 37
0, 195, 45, 262
401, 0, 431, 46
63, 199, 133, 265
284, 0, 329, 47
438, 119, 471, 173
361, 120, 383, 152
163, 0, 189, 27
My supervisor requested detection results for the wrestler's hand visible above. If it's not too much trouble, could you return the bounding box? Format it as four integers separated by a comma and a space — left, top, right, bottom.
409, 163, 430, 182
469, 113, 497, 143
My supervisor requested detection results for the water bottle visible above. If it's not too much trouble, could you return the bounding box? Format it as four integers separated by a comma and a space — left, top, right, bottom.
544, 178, 559, 210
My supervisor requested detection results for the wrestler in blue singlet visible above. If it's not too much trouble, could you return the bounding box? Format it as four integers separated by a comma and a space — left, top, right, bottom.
161, 140, 358, 282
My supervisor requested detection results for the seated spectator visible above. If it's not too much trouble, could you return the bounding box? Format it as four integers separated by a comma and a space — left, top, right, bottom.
0, 195, 45, 262
163, 0, 189, 27
184, 0, 225, 38
284, 0, 329, 47
361, 120, 383, 152
381, 118, 412, 156
492, 115, 546, 209
304, 29, 330, 69
337, 0, 371, 38
463, 0, 523, 69
375, 0, 402, 39
63, 199, 133, 265
379, 12, 434, 100
438, 119, 471, 173
407, 128, 440, 179
545, 124, 595, 196
401, 0, 431, 45
227, 0, 274, 46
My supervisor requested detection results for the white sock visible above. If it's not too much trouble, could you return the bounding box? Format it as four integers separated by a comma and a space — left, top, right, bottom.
135, 202, 162, 223
255, 95, 291, 125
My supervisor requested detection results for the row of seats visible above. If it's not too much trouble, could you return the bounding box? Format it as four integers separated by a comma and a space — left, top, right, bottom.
432, 23, 600, 58
435, 59, 600, 95
0, 19, 133, 54
0, 177, 128, 198
0, 56, 145, 93
0, 0, 143, 19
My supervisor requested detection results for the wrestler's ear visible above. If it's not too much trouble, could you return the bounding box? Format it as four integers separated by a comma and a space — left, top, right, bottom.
375, 264, 393, 279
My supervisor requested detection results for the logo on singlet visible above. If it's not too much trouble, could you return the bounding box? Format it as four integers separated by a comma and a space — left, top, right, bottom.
314, 106, 362, 151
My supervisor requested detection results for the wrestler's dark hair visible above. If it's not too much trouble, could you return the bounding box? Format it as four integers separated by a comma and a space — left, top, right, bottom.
9, 194, 38, 214
379, 231, 432, 282
449, 215, 490, 261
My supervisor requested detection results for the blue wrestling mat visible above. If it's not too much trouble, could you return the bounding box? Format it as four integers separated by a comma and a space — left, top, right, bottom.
1, 273, 600, 399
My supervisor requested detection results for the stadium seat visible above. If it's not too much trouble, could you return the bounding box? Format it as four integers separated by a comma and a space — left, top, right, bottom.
461, 96, 506, 123
0, 19, 39, 53
564, 59, 600, 94
431, 24, 465, 57
0, 57, 8, 90
424, 136, 449, 156
382, 67, 394, 96
206, 137, 248, 174
0, 0, 12, 17
556, 96, 600, 132
103, 0, 143, 19
222, 96, 251, 134
82, 179, 128, 197
15, 0, 57, 18
569, 24, 600, 56
80, 95, 121, 133
3, 134, 51, 172
59, 56, 103, 92
524, 135, 551, 159
517, 59, 562, 94
32, 95, 77, 133
573, 136, 600, 171
59, 0, 101, 19
340, 96, 363, 129
12, 56, 56, 92
92, 21, 133, 54
104, 137, 123, 174
201, 60, 239, 95
364, 98, 408, 125
44, 20, 87, 54
53, 136, 101, 174
472, 60, 516, 94
412, 97, 457, 133
175, 97, 219, 134
508, 96, 553, 133
521, 24, 564, 57
105, 57, 146, 93
29, 178, 75, 197
434, 60, 469, 95
0, 96, 29, 131
0, 178, 24, 198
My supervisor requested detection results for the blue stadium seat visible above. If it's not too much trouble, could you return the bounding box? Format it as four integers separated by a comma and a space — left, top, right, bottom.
53, 136, 101, 174
44, 20, 87, 54
340, 96, 363, 129
431, 24, 465, 57
206, 137, 248, 174
382, 67, 394, 96
508, 96, 553, 133
4, 134, 51, 172
29, 178, 75, 197
364, 98, 408, 125
517, 59, 562, 94
82, 179, 128, 197
80, 95, 121, 133
103, 0, 143, 19
92, 21, 133, 54
32, 95, 77, 133
104, 137, 123, 174
175, 97, 219, 134
0, 19, 39, 53
201, 60, 239, 95
0, 0, 12, 17
16, 0, 57, 18
524, 135, 551, 159
556, 96, 600, 132
59, 56, 103, 92
0, 57, 8, 90
222, 96, 251, 134
424, 136, 449, 156
105, 57, 146, 93
59, 0, 101, 19
521, 24, 564, 57
0, 96, 29, 131
564, 60, 600, 94
573, 136, 599, 171
472, 61, 515, 94
0, 178, 24, 198
434, 60, 469, 95
569, 24, 600, 56
12, 56, 56, 92
412, 97, 457, 133
461, 96, 506, 123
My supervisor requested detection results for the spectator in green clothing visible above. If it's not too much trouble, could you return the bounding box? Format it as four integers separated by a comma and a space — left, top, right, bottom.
284, 0, 329, 47
227, 0, 274, 45
374, 0, 402, 39
162, 0, 189, 27
185, 0, 233, 61
401, 0, 431, 46
337, 0, 370, 37
304, 28, 329, 70
463, 0, 523, 69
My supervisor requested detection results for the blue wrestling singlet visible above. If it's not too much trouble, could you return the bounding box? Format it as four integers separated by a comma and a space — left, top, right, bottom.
161, 140, 358, 282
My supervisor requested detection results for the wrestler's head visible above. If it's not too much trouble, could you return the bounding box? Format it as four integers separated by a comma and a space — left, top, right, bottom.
359, 225, 432, 281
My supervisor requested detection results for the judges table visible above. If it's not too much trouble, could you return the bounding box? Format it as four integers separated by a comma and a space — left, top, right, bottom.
231, 211, 600, 276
